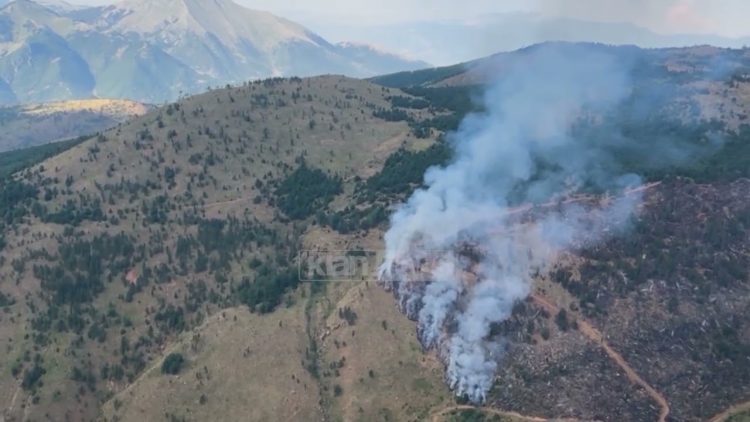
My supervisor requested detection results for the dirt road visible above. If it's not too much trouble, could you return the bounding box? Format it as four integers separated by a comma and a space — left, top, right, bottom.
707, 400, 750, 422
530, 293, 670, 422
429, 404, 577, 422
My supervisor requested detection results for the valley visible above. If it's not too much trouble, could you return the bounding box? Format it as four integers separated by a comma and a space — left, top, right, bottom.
0, 99, 149, 152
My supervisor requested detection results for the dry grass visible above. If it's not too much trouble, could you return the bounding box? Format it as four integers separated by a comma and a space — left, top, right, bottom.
98, 277, 456, 422
320, 282, 452, 422
100, 305, 324, 422
21, 99, 150, 118
0, 76, 442, 420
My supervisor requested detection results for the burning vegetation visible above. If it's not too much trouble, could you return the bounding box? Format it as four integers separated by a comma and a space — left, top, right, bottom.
377, 43, 733, 404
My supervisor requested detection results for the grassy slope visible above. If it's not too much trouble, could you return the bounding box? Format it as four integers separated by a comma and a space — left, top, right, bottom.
0, 75, 443, 421
100, 282, 454, 422
102, 220, 453, 421
729, 411, 750, 422
100, 303, 325, 422
0, 137, 86, 178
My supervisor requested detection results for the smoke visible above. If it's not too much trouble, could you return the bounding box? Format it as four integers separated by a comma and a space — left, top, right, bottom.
378, 44, 654, 403
535, 0, 721, 35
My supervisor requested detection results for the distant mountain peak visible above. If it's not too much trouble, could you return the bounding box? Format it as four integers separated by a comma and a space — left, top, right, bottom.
0, 0, 428, 104
35, 0, 84, 13
337, 41, 425, 61
0, 0, 82, 40
3, 0, 55, 13
0, 0, 76, 13
100, 0, 318, 52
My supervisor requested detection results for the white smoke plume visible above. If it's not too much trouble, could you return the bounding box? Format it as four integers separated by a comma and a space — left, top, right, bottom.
378, 44, 648, 403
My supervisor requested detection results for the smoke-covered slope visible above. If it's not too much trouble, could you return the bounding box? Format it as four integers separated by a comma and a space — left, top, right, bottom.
0, 0, 428, 104
324, 13, 750, 66
373, 42, 750, 90
372, 43, 750, 418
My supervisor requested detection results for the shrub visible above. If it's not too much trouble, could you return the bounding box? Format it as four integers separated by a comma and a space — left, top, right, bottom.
161, 353, 185, 375
275, 162, 342, 220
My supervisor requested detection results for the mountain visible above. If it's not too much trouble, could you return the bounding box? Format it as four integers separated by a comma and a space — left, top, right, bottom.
318, 13, 750, 66
0, 0, 428, 104
334, 41, 429, 76
0, 43, 748, 421
0, 1, 95, 102
31, 0, 83, 14
375, 42, 750, 90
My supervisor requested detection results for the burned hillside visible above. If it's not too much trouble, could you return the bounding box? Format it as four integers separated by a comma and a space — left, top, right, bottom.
551, 178, 750, 421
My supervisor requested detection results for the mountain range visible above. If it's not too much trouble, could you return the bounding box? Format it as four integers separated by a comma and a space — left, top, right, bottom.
0, 0, 428, 104
318, 13, 750, 66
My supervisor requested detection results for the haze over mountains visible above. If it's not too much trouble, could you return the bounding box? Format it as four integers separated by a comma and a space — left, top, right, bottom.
2, 0, 749, 104
0, 0, 428, 104
319, 13, 750, 65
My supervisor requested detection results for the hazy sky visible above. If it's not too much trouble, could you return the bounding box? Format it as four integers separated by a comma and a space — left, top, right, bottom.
68, 0, 750, 38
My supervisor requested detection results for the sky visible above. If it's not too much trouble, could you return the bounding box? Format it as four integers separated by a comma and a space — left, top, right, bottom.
536, 0, 749, 37
66, 0, 750, 38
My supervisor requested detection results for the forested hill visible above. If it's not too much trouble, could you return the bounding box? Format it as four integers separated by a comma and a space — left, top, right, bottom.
0, 43, 747, 421
0, 75, 448, 421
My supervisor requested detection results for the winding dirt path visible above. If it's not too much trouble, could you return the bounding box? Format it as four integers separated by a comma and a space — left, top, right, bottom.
5, 382, 22, 419
503, 182, 662, 217
5, 343, 52, 420
530, 293, 670, 422
430, 182, 669, 422
429, 404, 579, 422
707, 399, 750, 422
